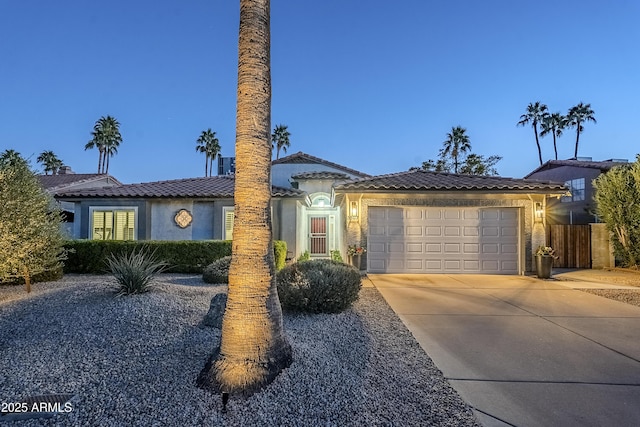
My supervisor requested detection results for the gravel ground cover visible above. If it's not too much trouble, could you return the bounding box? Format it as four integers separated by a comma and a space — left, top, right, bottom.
0, 274, 479, 426
565, 268, 640, 308
582, 289, 640, 308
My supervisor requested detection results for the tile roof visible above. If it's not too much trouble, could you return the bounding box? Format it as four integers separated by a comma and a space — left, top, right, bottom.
54, 175, 305, 198
291, 171, 352, 180
334, 169, 567, 192
38, 174, 122, 191
272, 151, 370, 178
525, 159, 629, 178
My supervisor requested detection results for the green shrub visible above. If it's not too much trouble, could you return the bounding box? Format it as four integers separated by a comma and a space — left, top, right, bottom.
276, 259, 361, 313
107, 247, 167, 296
330, 250, 343, 262
297, 250, 310, 262
274, 240, 287, 271
203, 256, 231, 284
64, 240, 232, 274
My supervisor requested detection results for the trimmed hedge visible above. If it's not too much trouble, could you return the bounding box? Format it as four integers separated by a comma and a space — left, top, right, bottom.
64, 239, 288, 274
64, 240, 232, 274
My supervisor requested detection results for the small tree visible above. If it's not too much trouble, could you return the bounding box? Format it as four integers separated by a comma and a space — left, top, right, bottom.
0, 157, 67, 292
459, 154, 502, 176
593, 156, 640, 268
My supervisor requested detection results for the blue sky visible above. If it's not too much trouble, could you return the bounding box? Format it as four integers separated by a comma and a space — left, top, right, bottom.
1, 0, 638, 183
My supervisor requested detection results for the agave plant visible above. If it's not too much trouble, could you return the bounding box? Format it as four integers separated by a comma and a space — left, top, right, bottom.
107, 247, 167, 296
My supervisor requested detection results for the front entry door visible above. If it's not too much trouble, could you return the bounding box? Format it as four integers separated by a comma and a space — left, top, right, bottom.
309, 216, 328, 256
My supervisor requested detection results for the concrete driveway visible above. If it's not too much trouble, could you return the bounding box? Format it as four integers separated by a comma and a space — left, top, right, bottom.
368, 274, 640, 427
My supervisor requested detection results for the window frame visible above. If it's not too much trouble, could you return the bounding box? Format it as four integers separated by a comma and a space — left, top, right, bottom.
560, 178, 586, 203
89, 206, 138, 241
222, 206, 234, 240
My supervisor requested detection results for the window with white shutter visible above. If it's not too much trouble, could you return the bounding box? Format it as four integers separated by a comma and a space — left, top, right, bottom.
223, 207, 234, 240
91, 208, 136, 240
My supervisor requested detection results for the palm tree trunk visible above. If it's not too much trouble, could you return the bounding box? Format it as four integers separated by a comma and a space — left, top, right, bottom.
97, 150, 103, 174
574, 125, 580, 158
211, 0, 291, 395
553, 133, 558, 160
534, 124, 543, 165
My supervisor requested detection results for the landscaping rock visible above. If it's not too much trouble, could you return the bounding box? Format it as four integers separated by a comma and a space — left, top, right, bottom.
202, 292, 227, 328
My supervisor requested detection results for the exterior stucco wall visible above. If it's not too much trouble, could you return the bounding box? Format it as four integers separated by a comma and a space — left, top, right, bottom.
151, 201, 196, 240
68, 198, 237, 241
296, 179, 343, 195
342, 193, 541, 273
590, 223, 615, 269
149, 200, 220, 240
273, 198, 299, 257
272, 163, 362, 188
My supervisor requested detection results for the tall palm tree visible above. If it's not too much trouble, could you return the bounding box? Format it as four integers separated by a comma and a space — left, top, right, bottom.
36, 150, 64, 175
85, 116, 122, 174
207, 0, 292, 397
540, 113, 567, 160
442, 126, 471, 174
271, 124, 290, 159
195, 129, 221, 177
566, 102, 596, 159
517, 102, 548, 166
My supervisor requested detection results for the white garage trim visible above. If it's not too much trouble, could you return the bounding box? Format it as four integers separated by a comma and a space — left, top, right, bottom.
367, 206, 520, 274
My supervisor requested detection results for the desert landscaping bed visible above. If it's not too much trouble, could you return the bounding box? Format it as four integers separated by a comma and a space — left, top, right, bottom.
0, 274, 478, 426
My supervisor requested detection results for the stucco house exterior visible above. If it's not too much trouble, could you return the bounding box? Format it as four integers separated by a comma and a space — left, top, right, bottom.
525, 158, 628, 225
54, 152, 565, 274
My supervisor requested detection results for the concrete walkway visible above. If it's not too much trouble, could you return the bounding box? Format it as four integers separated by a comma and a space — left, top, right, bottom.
368, 273, 640, 427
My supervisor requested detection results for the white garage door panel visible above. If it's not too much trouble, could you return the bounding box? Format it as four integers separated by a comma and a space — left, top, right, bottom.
368, 207, 519, 274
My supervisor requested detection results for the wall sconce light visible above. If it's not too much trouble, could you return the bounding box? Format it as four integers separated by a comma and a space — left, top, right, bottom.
349, 201, 359, 221
534, 202, 544, 222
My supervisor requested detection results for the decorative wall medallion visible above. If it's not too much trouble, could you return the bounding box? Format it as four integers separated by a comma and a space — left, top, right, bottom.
174, 209, 193, 228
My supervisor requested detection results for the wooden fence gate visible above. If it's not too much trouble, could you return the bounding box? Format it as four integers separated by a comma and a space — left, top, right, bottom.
548, 224, 591, 268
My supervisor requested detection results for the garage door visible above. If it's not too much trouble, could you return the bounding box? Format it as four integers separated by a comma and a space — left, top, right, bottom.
367, 207, 519, 274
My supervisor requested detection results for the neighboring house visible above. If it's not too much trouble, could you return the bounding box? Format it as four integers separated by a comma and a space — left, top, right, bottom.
54, 152, 566, 275
38, 167, 122, 236
525, 158, 628, 225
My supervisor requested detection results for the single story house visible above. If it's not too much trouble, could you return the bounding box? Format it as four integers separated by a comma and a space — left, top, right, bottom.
54, 152, 566, 274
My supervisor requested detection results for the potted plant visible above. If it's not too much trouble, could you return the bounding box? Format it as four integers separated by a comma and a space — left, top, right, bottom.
535, 246, 557, 279
347, 244, 366, 270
